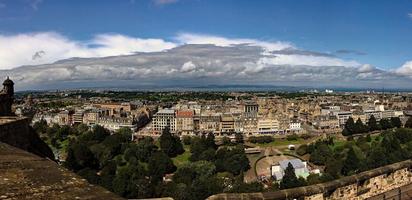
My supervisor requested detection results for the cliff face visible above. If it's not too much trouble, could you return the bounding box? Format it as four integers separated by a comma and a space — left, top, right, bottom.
0, 116, 54, 160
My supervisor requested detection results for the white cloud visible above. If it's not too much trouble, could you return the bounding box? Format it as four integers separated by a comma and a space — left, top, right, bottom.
175, 33, 293, 51
30, 0, 43, 10
152, 0, 178, 5
395, 61, 412, 76
357, 64, 376, 73
1, 31, 411, 89
180, 61, 197, 72
258, 54, 361, 67
0, 32, 177, 69
408, 13, 412, 20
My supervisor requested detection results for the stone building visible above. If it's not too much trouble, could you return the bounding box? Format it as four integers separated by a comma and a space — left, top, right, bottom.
0, 77, 14, 116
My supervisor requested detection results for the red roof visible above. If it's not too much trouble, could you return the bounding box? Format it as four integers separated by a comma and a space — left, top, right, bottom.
176, 110, 194, 118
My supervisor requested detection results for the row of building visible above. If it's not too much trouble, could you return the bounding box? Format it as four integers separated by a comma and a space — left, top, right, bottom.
152, 102, 301, 136
34, 102, 152, 132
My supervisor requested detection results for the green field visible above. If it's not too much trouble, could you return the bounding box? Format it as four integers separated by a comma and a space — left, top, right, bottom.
255, 138, 307, 147
172, 145, 191, 168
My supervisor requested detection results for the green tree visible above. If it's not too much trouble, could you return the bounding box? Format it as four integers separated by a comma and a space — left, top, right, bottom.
235, 133, 244, 144
367, 115, 379, 131
355, 118, 367, 134
342, 117, 355, 136
342, 147, 360, 175
324, 157, 342, 178
206, 132, 217, 149
148, 151, 177, 183
280, 163, 304, 189
159, 126, 184, 157
380, 118, 394, 130
391, 117, 402, 128
215, 146, 250, 175
221, 136, 232, 146
65, 142, 99, 171
33, 119, 48, 134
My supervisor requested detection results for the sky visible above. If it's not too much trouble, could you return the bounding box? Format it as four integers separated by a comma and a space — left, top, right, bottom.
0, 0, 412, 90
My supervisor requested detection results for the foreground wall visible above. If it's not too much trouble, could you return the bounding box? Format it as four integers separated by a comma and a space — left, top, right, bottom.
208, 160, 412, 200
0, 116, 54, 160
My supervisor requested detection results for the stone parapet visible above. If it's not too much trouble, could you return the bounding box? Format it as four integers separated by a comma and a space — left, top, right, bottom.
207, 159, 412, 200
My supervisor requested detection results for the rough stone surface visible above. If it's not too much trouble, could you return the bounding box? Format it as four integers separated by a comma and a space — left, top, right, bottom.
0, 142, 123, 200
207, 160, 412, 200
0, 116, 54, 160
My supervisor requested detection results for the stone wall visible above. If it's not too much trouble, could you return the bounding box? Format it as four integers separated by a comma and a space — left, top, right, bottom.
207, 159, 412, 200
0, 116, 54, 160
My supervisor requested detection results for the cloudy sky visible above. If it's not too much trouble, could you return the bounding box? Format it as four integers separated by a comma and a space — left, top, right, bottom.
0, 0, 412, 90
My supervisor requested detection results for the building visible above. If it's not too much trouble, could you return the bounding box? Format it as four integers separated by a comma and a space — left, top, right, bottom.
97, 116, 136, 131
93, 103, 133, 117
0, 77, 14, 116
313, 115, 340, 130
175, 110, 194, 135
220, 114, 235, 134
333, 111, 352, 127
257, 118, 279, 134
244, 102, 259, 113
199, 113, 221, 134
364, 110, 382, 121
57, 110, 73, 126
152, 109, 176, 134
83, 110, 100, 126
271, 159, 310, 181
72, 110, 84, 125
289, 119, 301, 132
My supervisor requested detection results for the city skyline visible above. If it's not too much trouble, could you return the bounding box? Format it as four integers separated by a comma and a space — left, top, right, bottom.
1, 0, 412, 90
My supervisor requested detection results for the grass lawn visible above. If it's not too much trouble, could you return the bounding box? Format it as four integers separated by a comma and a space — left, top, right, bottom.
172, 145, 191, 168
256, 138, 307, 147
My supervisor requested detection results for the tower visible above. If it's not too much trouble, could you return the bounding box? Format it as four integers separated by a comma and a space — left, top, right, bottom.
0, 77, 14, 116
3, 76, 14, 97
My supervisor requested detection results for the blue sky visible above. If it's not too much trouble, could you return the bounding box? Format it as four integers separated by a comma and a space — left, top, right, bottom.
1, 0, 412, 89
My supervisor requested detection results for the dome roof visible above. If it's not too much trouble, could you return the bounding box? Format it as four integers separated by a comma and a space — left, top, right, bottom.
3, 77, 14, 85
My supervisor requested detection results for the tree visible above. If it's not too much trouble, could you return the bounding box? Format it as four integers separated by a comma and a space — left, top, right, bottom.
342, 147, 360, 175
65, 142, 99, 171
215, 146, 250, 175
206, 132, 217, 150
342, 117, 355, 136
148, 151, 177, 183
309, 143, 332, 165
33, 119, 48, 134
280, 163, 304, 189
354, 118, 367, 134
324, 157, 342, 178
235, 133, 244, 144
405, 117, 412, 128
221, 136, 232, 146
380, 118, 394, 130
182, 135, 192, 145
367, 115, 379, 132
116, 127, 133, 141
159, 126, 184, 157
391, 117, 402, 128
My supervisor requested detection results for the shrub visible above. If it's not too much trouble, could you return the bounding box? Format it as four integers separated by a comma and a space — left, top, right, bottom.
248, 136, 274, 144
